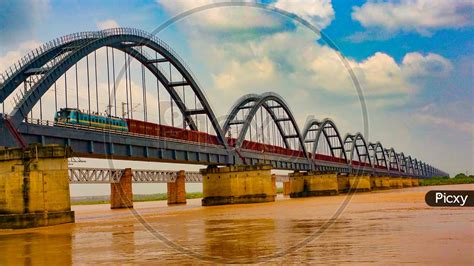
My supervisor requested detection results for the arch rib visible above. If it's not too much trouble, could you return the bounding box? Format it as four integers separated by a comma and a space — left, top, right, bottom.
302, 118, 347, 164
4, 28, 228, 149
342, 133, 372, 169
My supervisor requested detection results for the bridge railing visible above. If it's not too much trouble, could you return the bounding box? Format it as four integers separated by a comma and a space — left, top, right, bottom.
0, 31, 100, 86
1, 27, 208, 105
22, 117, 222, 148
69, 167, 291, 183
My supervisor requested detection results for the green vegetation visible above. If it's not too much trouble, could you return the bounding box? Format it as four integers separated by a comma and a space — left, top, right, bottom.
420, 173, 474, 186
71, 189, 287, 206
71, 192, 203, 205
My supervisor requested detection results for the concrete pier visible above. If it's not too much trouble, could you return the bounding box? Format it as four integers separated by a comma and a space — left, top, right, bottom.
271, 174, 277, 197
201, 165, 275, 206
167, 170, 186, 205
412, 178, 420, 186
370, 176, 391, 190
402, 177, 413, 187
348, 175, 372, 192
390, 177, 404, 188
110, 168, 133, 209
282, 181, 291, 196
0, 145, 74, 229
338, 175, 371, 192
289, 172, 339, 198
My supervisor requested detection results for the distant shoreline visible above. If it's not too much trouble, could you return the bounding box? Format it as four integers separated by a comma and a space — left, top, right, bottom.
72, 188, 286, 205
70, 179, 474, 206
420, 176, 474, 186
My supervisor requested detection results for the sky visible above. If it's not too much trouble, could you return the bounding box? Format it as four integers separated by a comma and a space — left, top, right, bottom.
0, 0, 472, 195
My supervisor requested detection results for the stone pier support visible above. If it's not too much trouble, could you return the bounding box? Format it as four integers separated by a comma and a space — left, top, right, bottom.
370, 176, 391, 190
402, 177, 413, 187
201, 165, 275, 206
271, 174, 277, 196
289, 172, 339, 198
167, 170, 186, 205
110, 168, 133, 209
389, 177, 404, 188
348, 175, 372, 192
283, 181, 291, 196
338, 175, 371, 192
0, 145, 74, 229
412, 178, 420, 186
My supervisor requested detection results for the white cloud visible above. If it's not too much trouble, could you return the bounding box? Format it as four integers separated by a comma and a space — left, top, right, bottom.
274, 0, 335, 29
157, 0, 280, 32
96, 19, 119, 30
0, 40, 42, 73
414, 113, 474, 134
157, 0, 335, 33
402, 52, 453, 77
206, 27, 452, 101
352, 0, 474, 35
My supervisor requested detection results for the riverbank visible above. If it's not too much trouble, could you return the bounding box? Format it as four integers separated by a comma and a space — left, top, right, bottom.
71, 192, 203, 205
420, 176, 474, 186
71, 188, 286, 205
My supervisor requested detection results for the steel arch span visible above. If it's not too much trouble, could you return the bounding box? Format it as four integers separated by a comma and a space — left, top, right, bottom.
302, 118, 348, 168
342, 133, 372, 171
223, 92, 312, 170
1, 28, 228, 149
368, 142, 388, 171
385, 148, 400, 173
0, 28, 447, 177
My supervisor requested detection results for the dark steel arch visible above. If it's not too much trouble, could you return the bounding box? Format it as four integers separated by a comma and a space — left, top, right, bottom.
227, 92, 309, 159
405, 155, 414, 175
0, 32, 99, 103
419, 161, 425, 176
222, 93, 260, 134
342, 133, 372, 168
397, 152, 407, 173
2, 28, 228, 149
223, 93, 297, 151
302, 118, 347, 163
368, 142, 388, 169
385, 148, 400, 173
413, 158, 419, 176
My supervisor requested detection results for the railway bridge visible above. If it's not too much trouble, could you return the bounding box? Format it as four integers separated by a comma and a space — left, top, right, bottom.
0, 28, 447, 228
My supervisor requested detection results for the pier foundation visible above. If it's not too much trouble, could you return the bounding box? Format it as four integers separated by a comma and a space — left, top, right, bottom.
338, 175, 371, 192
110, 168, 133, 209
201, 165, 275, 206
389, 177, 404, 188
289, 172, 339, 198
370, 176, 391, 190
282, 181, 291, 196
412, 178, 420, 186
402, 177, 413, 187
167, 170, 186, 205
0, 145, 74, 229
348, 175, 372, 192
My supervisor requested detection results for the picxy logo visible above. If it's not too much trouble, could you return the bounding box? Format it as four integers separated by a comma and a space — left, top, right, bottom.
425, 190, 473, 207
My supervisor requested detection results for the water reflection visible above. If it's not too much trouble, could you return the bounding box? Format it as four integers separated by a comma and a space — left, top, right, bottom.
204, 219, 276, 262
0, 228, 72, 265
0, 185, 472, 264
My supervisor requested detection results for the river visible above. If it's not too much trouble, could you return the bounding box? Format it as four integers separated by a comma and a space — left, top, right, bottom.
0, 184, 472, 264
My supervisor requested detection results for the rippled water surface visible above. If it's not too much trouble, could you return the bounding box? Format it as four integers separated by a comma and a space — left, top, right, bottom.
1, 184, 473, 264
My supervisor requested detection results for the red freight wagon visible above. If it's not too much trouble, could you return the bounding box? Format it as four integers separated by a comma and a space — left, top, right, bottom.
126, 119, 160, 136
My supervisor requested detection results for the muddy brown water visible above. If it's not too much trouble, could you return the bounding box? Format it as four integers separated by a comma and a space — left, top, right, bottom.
1, 184, 473, 264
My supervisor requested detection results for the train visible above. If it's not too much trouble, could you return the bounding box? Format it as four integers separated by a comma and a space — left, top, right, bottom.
54, 108, 391, 169
54, 108, 128, 131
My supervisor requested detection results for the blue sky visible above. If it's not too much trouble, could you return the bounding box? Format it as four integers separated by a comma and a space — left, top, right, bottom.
0, 0, 472, 183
